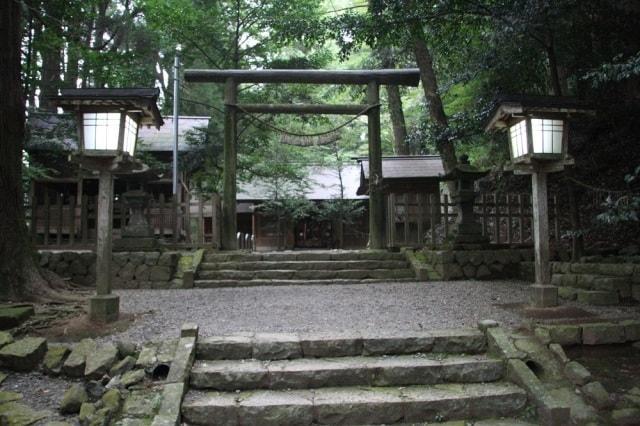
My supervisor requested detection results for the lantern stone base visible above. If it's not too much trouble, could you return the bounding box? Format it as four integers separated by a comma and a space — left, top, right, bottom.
531, 284, 558, 308
89, 295, 120, 323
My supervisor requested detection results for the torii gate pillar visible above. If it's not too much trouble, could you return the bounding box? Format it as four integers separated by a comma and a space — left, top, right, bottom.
222, 78, 238, 250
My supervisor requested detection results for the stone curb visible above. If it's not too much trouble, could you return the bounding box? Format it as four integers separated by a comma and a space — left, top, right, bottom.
507, 359, 571, 426
150, 323, 199, 426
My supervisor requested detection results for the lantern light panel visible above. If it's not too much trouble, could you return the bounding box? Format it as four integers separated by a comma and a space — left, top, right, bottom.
82, 112, 139, 156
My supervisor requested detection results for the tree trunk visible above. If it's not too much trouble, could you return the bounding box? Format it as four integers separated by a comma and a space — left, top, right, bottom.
380, 50, 409, 155
409, 21, 457, 174
39, 2, 63, 111
0, 0, 29, 298
0, 1, 79, 302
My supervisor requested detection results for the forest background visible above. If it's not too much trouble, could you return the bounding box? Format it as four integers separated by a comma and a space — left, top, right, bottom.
1, 0, 640, 297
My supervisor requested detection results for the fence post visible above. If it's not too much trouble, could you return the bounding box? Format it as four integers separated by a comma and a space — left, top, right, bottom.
198, 196, 204, 244
506, 193, 512, 244
443, 194, 449, 240
159, 194, 166, 239
403, 193, 409, 245
30, 194, 38, 244
429, 193, 437, 246
69, 195, 76, 246
493, 193, 499, 244
417, 193, 423, 246
481, 193, 487, 237
43, 189, 50, 246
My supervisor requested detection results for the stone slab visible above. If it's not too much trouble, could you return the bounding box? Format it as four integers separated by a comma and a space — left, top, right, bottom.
253, 333, 301, 360
197, 335, 253, 360
0, 337, 47, 371
238, 389, 314, 426
0, 305, 35, 330
298, 333, 362, 357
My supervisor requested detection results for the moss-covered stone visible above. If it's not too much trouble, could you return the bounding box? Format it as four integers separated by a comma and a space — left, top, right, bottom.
0, 332, 14, 348
101, 388, 123, 413
121, 369, 146, 388
0, 337, 47, 371
43, 345, 70, 375
78, 402, 96, 423
62, 338, 96, 377
0, 401, 50, 426
122, 390, 162, 418
0, 305, 35, 329
0, 391, 22, 404
85, 343, 119, 379
110, 355, 136, 377
60, 383, 88, 414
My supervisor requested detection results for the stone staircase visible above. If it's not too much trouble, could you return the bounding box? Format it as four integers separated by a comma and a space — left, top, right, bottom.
181, 328, 530, 425
194, 250, 417, 288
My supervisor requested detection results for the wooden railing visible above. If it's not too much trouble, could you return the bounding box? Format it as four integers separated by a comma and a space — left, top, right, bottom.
387, 191, 562, 248
28, 190, 221, 248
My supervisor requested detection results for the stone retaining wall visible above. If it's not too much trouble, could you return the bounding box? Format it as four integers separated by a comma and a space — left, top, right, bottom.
520, 260, 640, 304
38, 250, 181, 289
535, 321, 640, 346
417, 248, 534, 280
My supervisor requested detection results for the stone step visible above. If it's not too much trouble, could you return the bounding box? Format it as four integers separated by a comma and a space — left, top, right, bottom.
193, 278, 416, 288
203, 250, 407, 263
182, 382, 527, 425
196, 329, 486, 361
190, 354, 504, 391
199, 259, 410, 271
197, 268, 416, 281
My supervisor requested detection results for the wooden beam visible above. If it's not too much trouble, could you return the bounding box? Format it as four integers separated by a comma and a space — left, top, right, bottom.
367, 81, 385, 249
185, 68, 421, 86
222, 78, 238, 250
96, 170, 113, 295
236, 103, 371, 115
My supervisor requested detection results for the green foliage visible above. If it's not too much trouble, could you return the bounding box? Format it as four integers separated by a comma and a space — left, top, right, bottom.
316, 198, 365, 226
597, 166, 640, 225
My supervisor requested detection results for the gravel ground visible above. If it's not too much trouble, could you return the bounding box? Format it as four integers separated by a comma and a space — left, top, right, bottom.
0, 370, 79, 423
96, 280, 640, 343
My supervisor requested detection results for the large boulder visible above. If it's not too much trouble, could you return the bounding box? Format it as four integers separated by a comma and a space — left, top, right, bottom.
0, 337, 47, 371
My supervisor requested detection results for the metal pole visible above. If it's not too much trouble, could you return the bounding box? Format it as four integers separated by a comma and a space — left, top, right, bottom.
172, 46, 181, 196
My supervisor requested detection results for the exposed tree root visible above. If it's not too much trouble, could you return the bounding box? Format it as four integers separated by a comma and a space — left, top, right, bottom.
17, 259, 85, 303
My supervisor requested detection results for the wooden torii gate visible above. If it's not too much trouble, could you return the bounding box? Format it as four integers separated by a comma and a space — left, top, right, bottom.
184, 69, 421, 250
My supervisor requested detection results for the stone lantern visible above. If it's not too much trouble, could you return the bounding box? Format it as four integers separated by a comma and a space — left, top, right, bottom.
52, 88, 163, 322
486, 95, 594, 307
441, 155, 489, 248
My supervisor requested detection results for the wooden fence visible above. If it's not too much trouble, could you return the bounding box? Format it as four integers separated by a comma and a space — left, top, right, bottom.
387, 192, 561, 248
28, 190, 221, 248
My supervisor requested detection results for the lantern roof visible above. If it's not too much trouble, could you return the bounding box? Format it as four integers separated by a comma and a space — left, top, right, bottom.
52, 88, 164, 129
485, 95, 595, 132
441, 155, 489, 181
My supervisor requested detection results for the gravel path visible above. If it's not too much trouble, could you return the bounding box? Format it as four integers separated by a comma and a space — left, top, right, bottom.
0, 371, 79, 422
97, 280, 640, 343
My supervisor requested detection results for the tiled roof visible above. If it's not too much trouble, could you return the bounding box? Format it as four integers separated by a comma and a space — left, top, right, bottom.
237, 165, 365, 201
359, 155, 444, 179
137, 116, 209, 151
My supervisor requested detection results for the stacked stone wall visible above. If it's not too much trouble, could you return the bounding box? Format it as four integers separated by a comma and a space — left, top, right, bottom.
38, 250, 180, 289
420, 248, 534, 280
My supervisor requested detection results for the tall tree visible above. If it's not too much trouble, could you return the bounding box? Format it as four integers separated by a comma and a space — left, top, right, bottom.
0, 0, 28, 298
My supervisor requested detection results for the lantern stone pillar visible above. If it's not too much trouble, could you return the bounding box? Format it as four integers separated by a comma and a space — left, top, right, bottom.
91, 169, 119, 322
